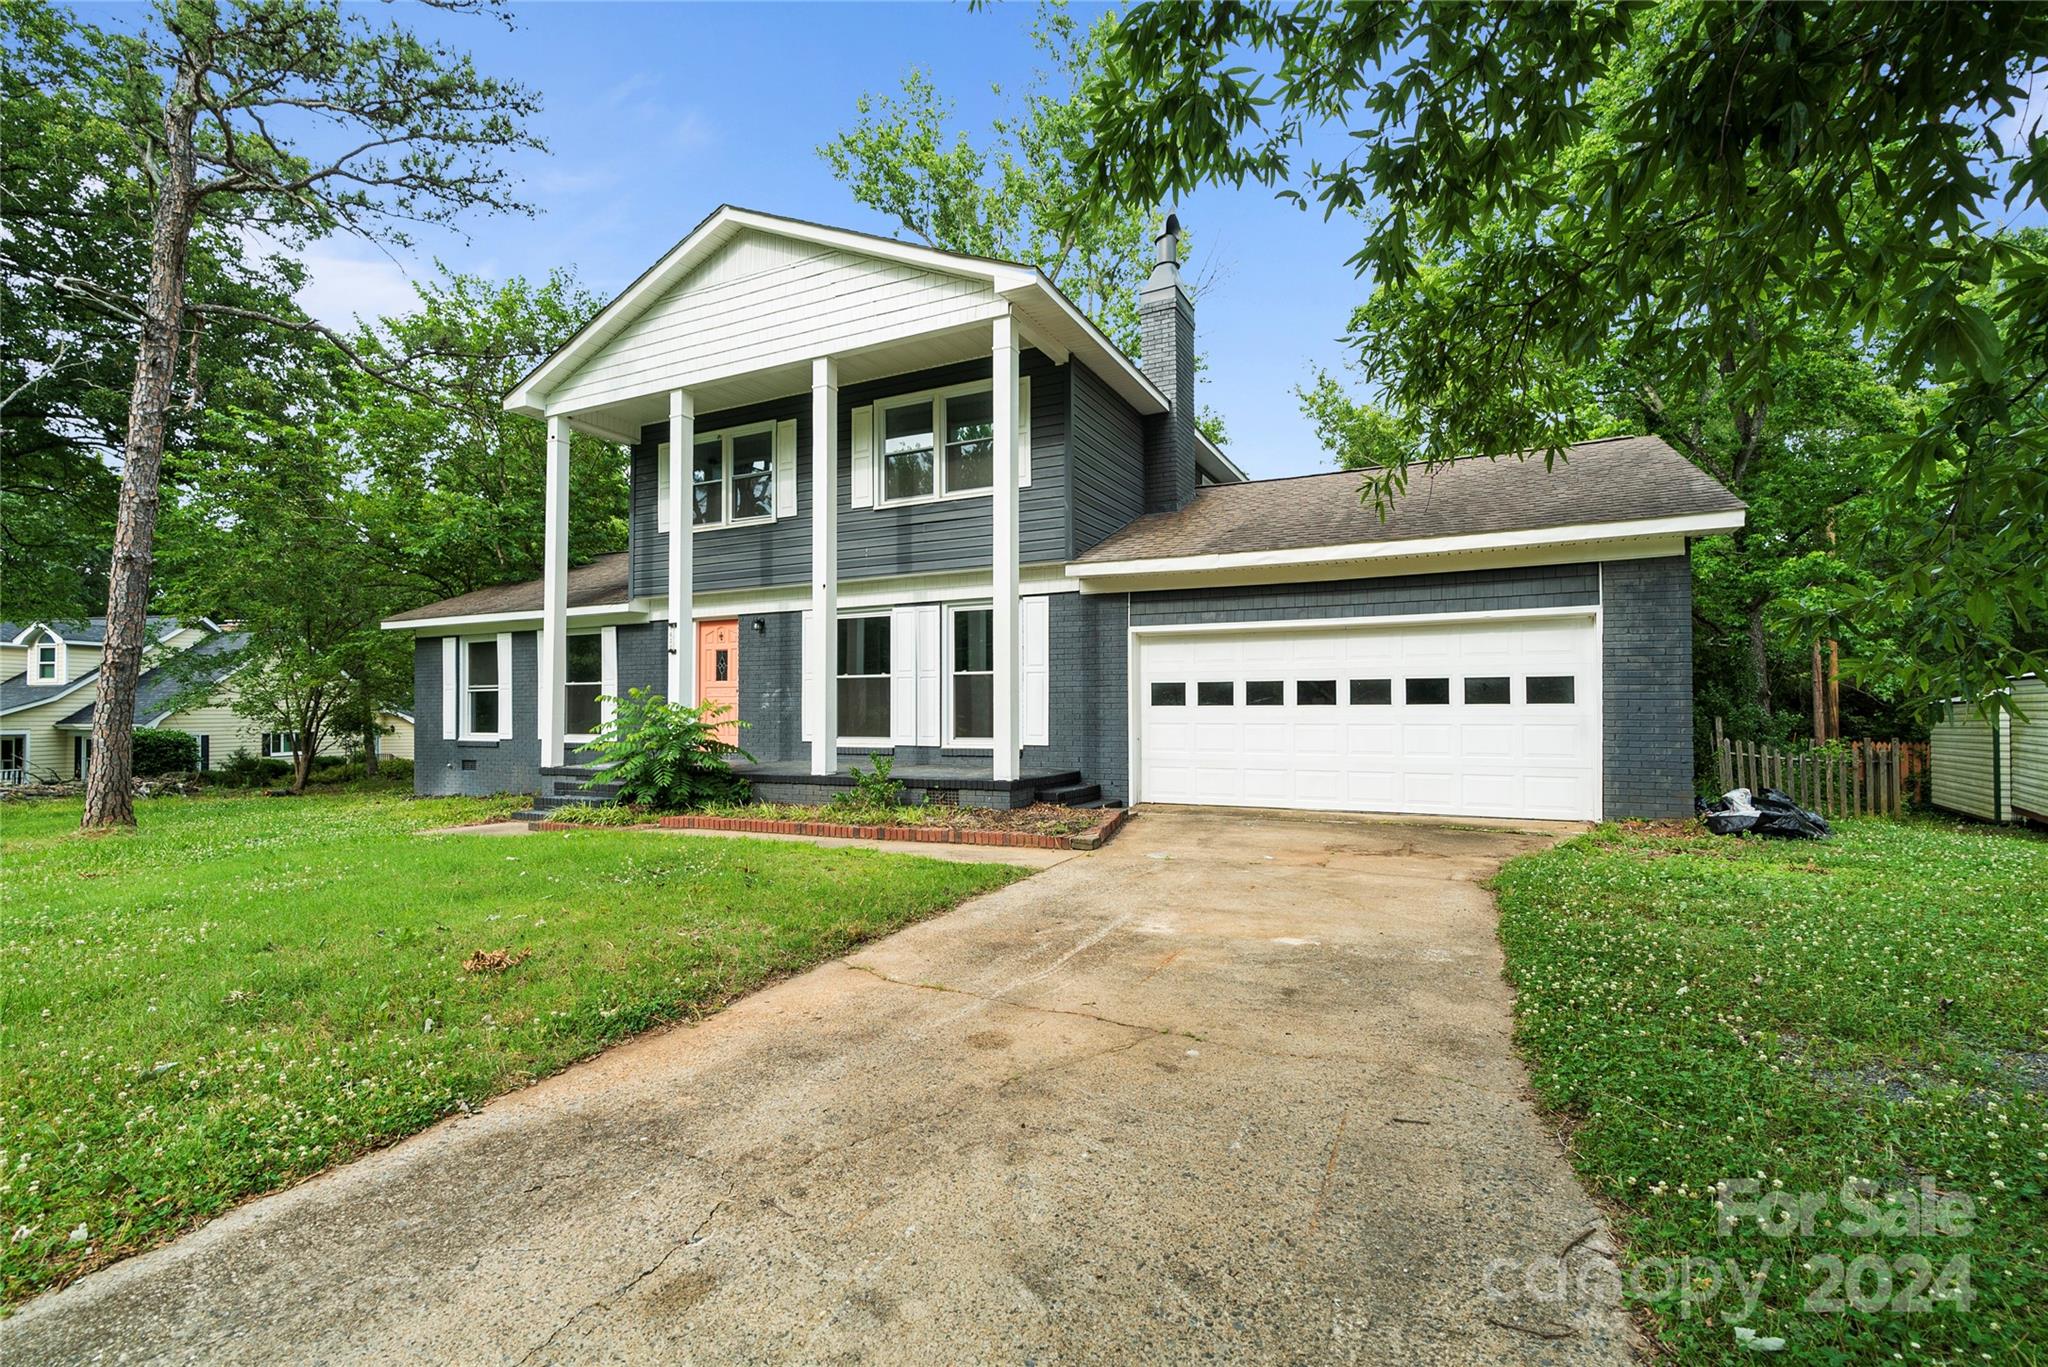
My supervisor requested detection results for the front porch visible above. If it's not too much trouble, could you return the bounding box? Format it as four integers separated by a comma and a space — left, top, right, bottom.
526, 759, 1101, 814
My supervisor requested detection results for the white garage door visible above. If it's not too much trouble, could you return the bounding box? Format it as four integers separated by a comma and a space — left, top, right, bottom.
1136, 615, 1600, 820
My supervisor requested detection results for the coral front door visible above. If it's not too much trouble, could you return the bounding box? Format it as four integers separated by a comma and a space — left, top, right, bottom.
697, 619, 740, 742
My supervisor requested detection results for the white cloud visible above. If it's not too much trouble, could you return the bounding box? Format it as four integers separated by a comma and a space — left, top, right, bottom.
292, 239, 423, 330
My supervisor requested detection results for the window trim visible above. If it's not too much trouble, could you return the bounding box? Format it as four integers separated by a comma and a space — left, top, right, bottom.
943, 602, 995, 749
562, 629, 609, 744
30, 634, 61, 684
0, 731, 28, 779
457, 634, 509, 742
835, 611, 894, 747
655, 418, 779, 532
874, 380, 999, 508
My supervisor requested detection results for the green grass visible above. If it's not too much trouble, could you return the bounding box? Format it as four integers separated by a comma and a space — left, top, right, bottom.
1494, 817, 2047, 1364
0, 790, 1026, 1304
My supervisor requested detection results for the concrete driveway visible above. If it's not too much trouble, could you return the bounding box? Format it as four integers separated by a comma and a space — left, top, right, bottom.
4, 808, 1634, 1365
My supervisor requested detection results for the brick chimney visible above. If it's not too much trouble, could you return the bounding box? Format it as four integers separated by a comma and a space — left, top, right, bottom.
1138, 212, 1195, 513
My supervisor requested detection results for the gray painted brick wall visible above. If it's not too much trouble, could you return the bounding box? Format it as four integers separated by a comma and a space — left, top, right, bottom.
1139, 282, 1195, 513
413, 632, 541, 798
1600, 554, 1695, 817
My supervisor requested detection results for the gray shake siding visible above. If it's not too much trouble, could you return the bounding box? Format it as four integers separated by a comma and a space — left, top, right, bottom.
1600, 554, 1694, 818
1126, 564, 1600, 628
628, 353, 1100, 597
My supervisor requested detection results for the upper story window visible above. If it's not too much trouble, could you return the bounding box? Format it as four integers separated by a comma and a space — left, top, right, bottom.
33, 636, 59, 682
658, 420, 777, 531
878, 382, 995, 505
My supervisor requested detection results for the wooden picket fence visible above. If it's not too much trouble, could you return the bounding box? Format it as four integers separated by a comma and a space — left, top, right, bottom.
1712, 720, 1927, 818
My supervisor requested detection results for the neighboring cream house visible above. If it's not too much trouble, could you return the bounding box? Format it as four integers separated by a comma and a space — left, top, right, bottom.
0, 619, 391, 782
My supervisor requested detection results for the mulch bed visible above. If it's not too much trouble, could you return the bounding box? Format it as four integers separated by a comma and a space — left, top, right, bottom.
536, 803, 1128, 851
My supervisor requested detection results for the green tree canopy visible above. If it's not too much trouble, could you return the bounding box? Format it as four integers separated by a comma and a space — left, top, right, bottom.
1078, 0, 2048, 708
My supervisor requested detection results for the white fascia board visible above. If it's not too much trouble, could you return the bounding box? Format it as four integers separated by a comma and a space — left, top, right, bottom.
1196, 431, 1249, 483
1002, 276, 1169, 415
1067, 511, 1744, 585
1128, 603, 1597, 637
507, 206, 1037, 417
379, 602, 650, 635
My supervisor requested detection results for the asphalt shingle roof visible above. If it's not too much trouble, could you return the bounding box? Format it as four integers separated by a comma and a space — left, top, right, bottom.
1073, 435, 1744, 565
55, 631, 248, 728
2, 615, 185, 646
382, 554, 633, 625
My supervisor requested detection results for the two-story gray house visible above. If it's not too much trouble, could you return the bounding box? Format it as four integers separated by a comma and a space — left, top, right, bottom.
382, 206, 1744, 821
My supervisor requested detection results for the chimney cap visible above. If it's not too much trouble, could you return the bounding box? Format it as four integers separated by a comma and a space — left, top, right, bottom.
1155, 212, 1181, 266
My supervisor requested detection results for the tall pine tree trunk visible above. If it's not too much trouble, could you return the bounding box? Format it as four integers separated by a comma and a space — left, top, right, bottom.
83, 60, 202, 829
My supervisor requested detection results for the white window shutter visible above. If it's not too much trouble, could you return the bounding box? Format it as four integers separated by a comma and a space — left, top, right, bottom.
774, 419, 798, 519
495, 633, 514, 739
600, 625, 619, 730
850, 405, 874, 509
915, 605, 942, 746
1017, 375, 1033, 488
655, 441, 672, 533
1020, 596, 1049, 747
889, 607, 917, 746
800, 609, 816, 742
440, 638, 458, 738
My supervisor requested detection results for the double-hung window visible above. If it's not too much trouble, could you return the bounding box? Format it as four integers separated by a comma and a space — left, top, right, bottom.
659, 421, 778, 531
948, 606, 994, 743
34, 637, 57, 681
878, 383, 996, 504
465, 638, 501, 736
836, 616, 891, 741
564, 634, 604, 738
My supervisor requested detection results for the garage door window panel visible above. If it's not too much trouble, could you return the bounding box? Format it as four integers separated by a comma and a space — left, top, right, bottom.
1150, 682, 1186, 706
1246, 680, 1283, 706
1464, 676, 1510, 705
1527, 675, 1577, 704
1407, 678, 1450, 705
1198, 681, 1235, 706
1297, 680, 1337, 706
1350, 678, 1392, 705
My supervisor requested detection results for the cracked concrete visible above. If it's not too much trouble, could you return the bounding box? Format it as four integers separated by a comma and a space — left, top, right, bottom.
1, 806, 1633, 1365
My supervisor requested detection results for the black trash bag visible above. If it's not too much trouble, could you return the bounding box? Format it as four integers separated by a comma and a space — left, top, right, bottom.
1697, 786, 1830, 839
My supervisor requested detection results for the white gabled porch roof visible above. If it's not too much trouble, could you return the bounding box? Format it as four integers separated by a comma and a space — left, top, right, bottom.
504, 205, 1168, 439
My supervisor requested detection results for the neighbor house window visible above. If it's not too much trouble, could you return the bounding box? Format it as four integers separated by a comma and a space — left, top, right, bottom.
34, 638, 57, 681
878, 383, 996, 504
464, 639, 500, 736
837, 615, 891, 740
564, 634, 603, 737
262, 731, 298, 759
0, 734, 26, 779
656, 422, 778, 531
949, 606, 993, 743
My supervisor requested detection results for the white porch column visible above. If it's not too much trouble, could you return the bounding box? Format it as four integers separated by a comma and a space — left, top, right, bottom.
538, 415, 572, 768
991, 310, 1021, 782
666, 389, 695, 706
809, 356, 839, 775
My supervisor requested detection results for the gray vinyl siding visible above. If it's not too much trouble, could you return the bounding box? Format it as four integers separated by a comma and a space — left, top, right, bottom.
837, 353, 1068, 578
1068, 360, 1148, 557
1127, 564, 1600, 627
412, 632, 541, 798
628, 395, 813, 598
628, 355, 1075, 598
1599, 555, 1695, 818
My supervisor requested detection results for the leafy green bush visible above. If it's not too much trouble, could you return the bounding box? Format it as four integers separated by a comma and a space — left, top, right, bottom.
210, 748, 290, 788
379, 758, 414, 783
831, 755, 908, 816
583, 688, 752, 811
131, 728, 199, 776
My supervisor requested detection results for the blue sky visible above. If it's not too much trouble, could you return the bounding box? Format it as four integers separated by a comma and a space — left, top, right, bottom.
86, 0, 1376, 480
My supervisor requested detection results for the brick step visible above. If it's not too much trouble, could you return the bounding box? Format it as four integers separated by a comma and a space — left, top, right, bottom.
1034, 781, 1101, 807
533, 791, 616, 812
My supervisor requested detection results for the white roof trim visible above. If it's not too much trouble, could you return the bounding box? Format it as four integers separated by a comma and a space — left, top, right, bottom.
506, 205, 1168, 421
1067, 510, 1746, 582
1196, 430, 1248, 483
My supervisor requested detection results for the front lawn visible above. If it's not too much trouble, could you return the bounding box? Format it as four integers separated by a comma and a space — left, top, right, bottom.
1495, 818, 2046, 1364
0, 790, 1025, 1305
